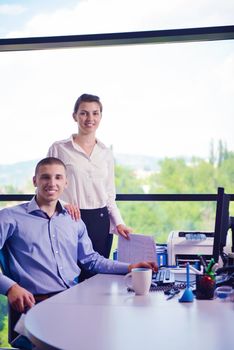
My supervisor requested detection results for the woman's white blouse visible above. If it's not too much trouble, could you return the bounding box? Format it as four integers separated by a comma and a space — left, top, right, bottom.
47, 135, 124, 233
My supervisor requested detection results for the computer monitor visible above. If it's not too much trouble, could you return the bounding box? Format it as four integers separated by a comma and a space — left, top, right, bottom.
212, 187, 230, 264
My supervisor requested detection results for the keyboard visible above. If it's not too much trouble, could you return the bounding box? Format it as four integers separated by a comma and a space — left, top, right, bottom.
152, 269, 175, 286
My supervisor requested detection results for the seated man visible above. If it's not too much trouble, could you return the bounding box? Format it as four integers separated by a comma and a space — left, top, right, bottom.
0, 157, 157, 347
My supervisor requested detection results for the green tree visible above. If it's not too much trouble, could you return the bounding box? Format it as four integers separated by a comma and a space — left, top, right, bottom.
115, 165, 144, 194
0, 295, 8, 348
0, 317, 9, 348
116, 150, 234, 243
209, 139, 215, 166
0, 295, 7, 331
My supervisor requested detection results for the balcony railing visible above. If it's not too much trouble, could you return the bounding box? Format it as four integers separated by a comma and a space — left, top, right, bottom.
1, 193, 234, 202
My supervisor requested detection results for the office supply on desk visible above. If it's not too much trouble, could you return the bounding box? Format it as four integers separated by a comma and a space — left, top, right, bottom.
127, 269, 177, 293
125, 267, 152, 295
198, 254, 208, 270
214, 286, 234, 301
215, 266, 234, 287
156, 244, 167, 266
167, 188, 232, 272
113, 242, 166, 267
169, 266, 198, 288
179, 263, 194, 302
170, 265, 203, 275
195, 273, 216, 300
164, 286, 180, 300
152, 269, 175, 286
206, 257, 215, 272
117, 233, 157, 264
167, 230, 214, 266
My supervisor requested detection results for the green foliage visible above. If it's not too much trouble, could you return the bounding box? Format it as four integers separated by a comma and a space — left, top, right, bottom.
115, 165, 144, 194
148, 157, 218, 194
0, 295, 7, 331
119, 200, 216, 243
115, 144, 234, 243
0, 296, 8, 348
0, 316, 9, 347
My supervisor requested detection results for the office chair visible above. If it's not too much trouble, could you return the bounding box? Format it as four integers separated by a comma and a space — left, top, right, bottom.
0, 246, 10, 278
0, 248, 50, 349
0, 246, 31, 349
0, 247, 16, 343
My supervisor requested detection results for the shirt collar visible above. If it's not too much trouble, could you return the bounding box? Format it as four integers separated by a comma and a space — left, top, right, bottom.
70, 134, 107, 150
27, 196, 67, 215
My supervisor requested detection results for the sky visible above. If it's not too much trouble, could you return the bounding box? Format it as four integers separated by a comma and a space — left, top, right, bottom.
0, 0, 234, 164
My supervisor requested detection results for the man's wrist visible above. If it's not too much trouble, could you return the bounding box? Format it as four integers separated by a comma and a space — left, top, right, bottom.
6, 283, 18, 296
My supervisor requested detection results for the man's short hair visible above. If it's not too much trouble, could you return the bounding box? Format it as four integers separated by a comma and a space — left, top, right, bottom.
35, 157, 66, 175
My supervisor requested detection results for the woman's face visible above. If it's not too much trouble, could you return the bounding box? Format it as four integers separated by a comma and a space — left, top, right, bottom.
73, 101, 102, 135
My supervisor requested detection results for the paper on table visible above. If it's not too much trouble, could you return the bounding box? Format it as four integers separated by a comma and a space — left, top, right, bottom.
14, 313, 27, 336
117, 233, 157, 264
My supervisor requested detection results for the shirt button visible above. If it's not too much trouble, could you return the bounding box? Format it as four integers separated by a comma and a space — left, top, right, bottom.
55, 251, 58, 254
100, 213, 104, 217
52, 235, 55, 238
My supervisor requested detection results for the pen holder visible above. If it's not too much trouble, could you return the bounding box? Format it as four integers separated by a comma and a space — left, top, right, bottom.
196, 273, 216, 300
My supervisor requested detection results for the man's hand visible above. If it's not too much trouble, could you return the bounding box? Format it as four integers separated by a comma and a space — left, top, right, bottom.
128, 261, 158, 273
116, 224, 133, 240
64, 204, 80, 220
7, 284, 35, 313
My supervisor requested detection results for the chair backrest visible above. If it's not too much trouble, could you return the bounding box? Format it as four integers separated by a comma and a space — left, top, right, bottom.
0, 245, 11, 277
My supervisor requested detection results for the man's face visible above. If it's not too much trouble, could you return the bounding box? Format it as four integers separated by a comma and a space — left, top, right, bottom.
33, 163, 67, 204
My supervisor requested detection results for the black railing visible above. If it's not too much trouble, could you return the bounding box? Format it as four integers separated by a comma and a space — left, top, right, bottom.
1, 193, 234, 202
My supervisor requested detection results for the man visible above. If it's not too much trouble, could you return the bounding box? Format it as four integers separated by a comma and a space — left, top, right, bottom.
0, 157, 157, 345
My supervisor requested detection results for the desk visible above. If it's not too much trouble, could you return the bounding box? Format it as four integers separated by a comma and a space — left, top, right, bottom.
25, 274, 234, 350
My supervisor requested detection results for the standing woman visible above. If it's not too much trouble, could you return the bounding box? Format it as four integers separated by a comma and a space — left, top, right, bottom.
47, 94, 132, 277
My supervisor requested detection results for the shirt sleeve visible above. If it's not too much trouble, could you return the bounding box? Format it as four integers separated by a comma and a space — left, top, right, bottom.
105, 150, 125, 232
0, 274, 16, 295
77, 220, 129, 274
47, 143, 58, 157
0, 210, 19, 295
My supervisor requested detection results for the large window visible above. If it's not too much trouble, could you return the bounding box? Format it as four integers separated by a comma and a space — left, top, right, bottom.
1, 0, 234, 37
1, 1, 234, 189
0, 1, 233, 202
1, 36, 234, 191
